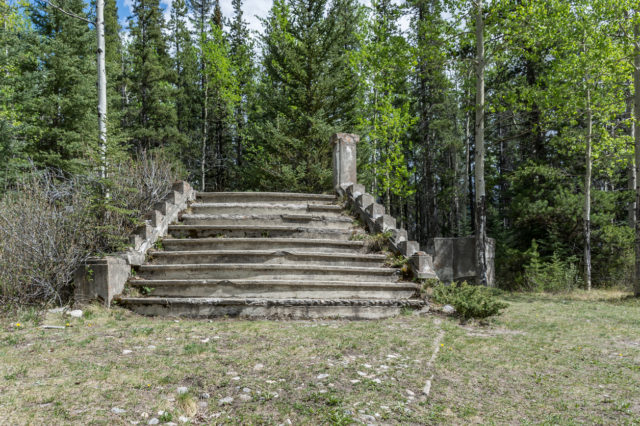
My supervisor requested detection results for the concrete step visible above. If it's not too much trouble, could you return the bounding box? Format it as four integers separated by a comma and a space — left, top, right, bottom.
161, 238, 366, 254
189, 202, 344, 216
167, 224, 356, 240
147, 250, 386, 267
118, 297, 426, 320
136, 263, 399, 282
128, 279, 419, 299
197, 192, 336, 204
179, 213, 354, 229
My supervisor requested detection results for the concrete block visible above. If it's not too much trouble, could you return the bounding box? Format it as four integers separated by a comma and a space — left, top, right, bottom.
365, 203, 385, 220
154, 201, 171, 215
346, 183, 365, 199
410, 252, 437, 279
129, 234, 142, 251
74, 256, 130, 306
332, 133, 359, 194
167, 190, 182, 205
375, 214, 396, 232
399, 240, 419, 258
172, 181, 189, 194
149, 210, 163, 227
390, 228, 407, 244
136, 223, 153, 240
356, 193, 374, 210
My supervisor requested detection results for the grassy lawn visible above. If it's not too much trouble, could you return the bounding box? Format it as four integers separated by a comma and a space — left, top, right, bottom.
1, 291, 639, 425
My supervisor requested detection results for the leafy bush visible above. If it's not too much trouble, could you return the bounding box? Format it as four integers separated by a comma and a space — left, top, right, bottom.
524, 240, 582, 293
0, 152, 183, 308
432, 281, 507, 320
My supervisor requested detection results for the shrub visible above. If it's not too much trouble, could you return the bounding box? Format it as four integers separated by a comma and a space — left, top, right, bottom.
431, 281, 507, 320
0, 172, 95, 306
0, 152, 183, 308
524, 240, 582, 293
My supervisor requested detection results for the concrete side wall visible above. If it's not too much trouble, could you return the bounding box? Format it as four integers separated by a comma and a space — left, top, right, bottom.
431, 237, 495, 286
74, 181, 196, 306
333, 132, 494, 285
343, 183, 436, 280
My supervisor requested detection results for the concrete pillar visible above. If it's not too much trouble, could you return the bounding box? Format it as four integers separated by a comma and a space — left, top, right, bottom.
332, 133, 359, 194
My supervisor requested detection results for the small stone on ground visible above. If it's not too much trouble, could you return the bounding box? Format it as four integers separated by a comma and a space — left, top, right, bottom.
218, 396, 234, 405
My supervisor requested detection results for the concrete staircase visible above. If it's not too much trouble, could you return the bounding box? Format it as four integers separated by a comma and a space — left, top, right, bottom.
118, 192, 425, 319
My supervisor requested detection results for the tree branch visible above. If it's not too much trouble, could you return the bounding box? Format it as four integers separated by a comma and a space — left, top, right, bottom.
40, 0, 95, 26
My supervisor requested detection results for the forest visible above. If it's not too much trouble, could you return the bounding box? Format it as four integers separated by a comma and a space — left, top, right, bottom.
2, 0, 640, 302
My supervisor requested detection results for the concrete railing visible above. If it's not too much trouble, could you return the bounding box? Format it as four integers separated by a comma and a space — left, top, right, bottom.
74, 181, 196, 306
332, 132, 495, 285
332, 133, 436, 280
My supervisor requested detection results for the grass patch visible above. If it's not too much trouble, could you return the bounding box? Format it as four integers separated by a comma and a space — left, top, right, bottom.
0, 291, 638, 423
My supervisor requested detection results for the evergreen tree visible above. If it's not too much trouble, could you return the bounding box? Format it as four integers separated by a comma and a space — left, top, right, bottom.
228, 0, 255, 176
248, 0, 362, 192
26, 0, 97, 173
126, 0, 180, 150
0, 0, 34, 187
168, 0, 199, 176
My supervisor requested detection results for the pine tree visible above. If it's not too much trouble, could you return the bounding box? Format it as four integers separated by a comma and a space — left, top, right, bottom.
26, 0, 97, 173
228, 0, 255, 176
102, 0, 128, 156
0, 0, 34, 186
126, 0, 180, 150
248, 0, 362, 192
168, 0, 199, 173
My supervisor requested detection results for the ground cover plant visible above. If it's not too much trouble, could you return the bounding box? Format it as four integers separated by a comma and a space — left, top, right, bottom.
0, 290, 638, 424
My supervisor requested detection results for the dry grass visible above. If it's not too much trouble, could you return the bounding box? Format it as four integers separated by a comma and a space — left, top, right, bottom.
0, 291, 639, 424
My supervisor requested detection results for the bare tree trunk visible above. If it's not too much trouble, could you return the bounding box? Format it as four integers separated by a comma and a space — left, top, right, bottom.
474, 0, 488, 286
629, 100, 636, 227
584, 86, 593, 291
634, 14, 640, 297
201, 85, 208, 192
96, 0, 107, 180
464, 70, 474, 234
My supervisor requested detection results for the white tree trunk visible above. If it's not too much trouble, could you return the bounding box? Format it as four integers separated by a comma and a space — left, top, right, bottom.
634, 14, 640, 297
584, 87, 592, 291
474, 0, 488, 285
96, 0, 107, 180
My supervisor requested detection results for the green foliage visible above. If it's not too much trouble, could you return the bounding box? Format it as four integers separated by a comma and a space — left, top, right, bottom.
523, 240, 582, 293
432, 282, 507, 320
126, 0, 183, 150
244, 0, 362, 193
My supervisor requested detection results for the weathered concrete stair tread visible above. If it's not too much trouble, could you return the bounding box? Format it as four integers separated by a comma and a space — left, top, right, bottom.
161, 238, 366, 254
179, 214, 354, 229
197, 192, 336, 202
181, 213, 352, 222
120, 297, 425, 319
120, 297, 424, 307
149, 250, 385, 263
191, 202, 342, 210
168, 224, 355, 240
137, 263, 397, 282
139, 263, 396, 274
129, 279, 417, 290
